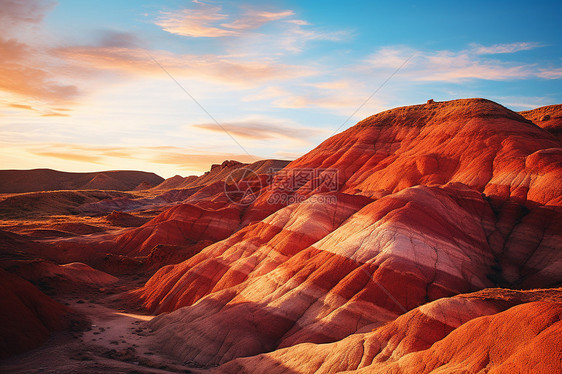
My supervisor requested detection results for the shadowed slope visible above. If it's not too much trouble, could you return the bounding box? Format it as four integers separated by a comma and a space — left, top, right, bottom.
0, 190, 133, 219
216, 288, 562, 373
0, 268, 77, 358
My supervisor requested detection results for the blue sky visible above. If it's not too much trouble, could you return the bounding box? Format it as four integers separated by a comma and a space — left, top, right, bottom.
1, 0, 561, 177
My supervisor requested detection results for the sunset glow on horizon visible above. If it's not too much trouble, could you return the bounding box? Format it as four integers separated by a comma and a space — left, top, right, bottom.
1, 0, 561, 178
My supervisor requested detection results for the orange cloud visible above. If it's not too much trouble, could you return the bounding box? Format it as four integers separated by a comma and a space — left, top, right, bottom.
0, 38, 80, 104
31, 151, 103, 163
156, 1, 294, 38
156, 1, 237, 37
0, 0, 330, 112
22, 143, 263, 174
52, 144, 135, 154
0, 1, 81, 108
102, 150, 133, 158
40, 112, 70, 117
9, 103, 34, 110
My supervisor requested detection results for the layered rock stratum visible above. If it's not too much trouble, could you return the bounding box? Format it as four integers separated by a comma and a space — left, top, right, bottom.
122, 99, 562, 370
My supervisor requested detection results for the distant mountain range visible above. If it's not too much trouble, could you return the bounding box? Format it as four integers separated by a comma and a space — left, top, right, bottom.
0, 169, 164, 193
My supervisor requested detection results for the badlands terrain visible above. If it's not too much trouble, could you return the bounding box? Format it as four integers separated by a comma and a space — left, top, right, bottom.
0, 98, 561, 373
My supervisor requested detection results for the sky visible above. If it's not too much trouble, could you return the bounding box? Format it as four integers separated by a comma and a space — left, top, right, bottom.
1, 0, 561, 178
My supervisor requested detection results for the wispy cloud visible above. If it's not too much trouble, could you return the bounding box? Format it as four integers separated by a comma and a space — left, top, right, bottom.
276, 22, 351, 53
537, 67, 562, 79
0, 37, 80, 105
21, 143, 262, 173
0, 0, 56, 30
41, 112, 70, 117
243, 82, 385, 116
156, 1, 236, 38
491, 95, 558, 110
192, 118, 323, 143
0, 0, 80, 108
9, 103, 34, 110
274, 151, 302, 160
307, 80, 355, 90
155, 1, 294, 37
471, 42, 543, 55
0, 0, 341, 116
96, 30, 144, 48
366, 44, 559, 82
31, 151, 103, 163
102, 150, 133, 158
2, 1, 311, 113
221, 9, 294, 30
56, 46, 312, 87
274, 93, 367, 109
155, 1, 349, 54
227, 19, 351, 55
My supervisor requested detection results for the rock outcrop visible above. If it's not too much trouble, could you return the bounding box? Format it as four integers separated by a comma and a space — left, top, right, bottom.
1, 259, 118, 293
0, 268, 76, 358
